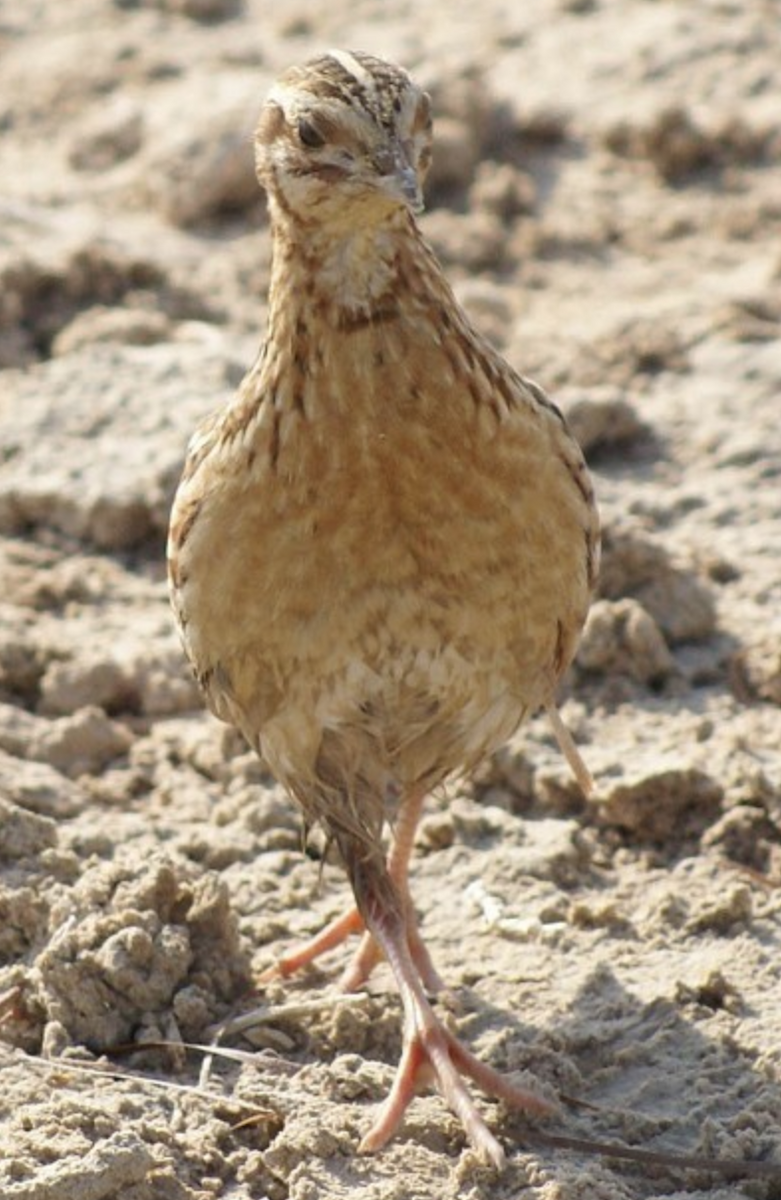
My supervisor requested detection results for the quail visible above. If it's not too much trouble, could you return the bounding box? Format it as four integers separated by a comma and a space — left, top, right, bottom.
168, 49, 599, 1168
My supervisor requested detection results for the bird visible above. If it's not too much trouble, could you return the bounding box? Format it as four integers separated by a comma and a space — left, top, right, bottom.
167, 49, 599, 1169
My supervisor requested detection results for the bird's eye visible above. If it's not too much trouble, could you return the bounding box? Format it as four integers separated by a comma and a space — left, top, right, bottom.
297, 118, 325, 148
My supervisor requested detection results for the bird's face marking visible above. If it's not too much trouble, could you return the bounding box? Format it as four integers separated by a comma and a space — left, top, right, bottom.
255, 51, 433, 223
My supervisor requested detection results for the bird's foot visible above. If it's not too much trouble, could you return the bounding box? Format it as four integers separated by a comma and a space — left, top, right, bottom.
258, 907, 364, 984
360, 990, 556, 1170
259, 904, 444, 995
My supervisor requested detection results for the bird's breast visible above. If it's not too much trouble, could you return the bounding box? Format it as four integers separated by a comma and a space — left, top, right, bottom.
171, 308, 593, 780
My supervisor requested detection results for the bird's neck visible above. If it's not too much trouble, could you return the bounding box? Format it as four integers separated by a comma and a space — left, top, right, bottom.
267, 207, 421, 327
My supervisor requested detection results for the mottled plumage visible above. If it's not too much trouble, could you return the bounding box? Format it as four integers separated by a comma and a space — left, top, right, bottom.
168, 50, 599, 1168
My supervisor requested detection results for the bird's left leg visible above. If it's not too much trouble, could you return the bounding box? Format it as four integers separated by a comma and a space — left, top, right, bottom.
347, 842, 556, 1169
260, 787, 441, 992
339, 785, 443, 993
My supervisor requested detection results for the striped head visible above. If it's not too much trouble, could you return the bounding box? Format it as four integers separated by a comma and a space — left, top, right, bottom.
255, 51, 433, 227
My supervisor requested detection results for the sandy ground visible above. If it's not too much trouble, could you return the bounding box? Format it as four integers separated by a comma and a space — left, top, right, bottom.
1, 1, 781, 1197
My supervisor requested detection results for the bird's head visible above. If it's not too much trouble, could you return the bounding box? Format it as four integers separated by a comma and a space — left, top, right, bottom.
255, 51, 433, 228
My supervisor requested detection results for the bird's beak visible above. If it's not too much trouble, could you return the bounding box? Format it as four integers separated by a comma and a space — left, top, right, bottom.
394, 162, 425, 214
376, 144, 424, 214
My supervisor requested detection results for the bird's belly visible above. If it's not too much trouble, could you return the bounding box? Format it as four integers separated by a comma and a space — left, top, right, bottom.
200, 503, 570, 794
255, 617, 531, 805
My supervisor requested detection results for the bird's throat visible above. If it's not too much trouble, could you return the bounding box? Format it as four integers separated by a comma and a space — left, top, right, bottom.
270, 210, 410, 325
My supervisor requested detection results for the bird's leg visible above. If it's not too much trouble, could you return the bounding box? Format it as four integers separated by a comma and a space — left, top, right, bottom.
349, 850, 556, 1169
340, 786, 443, 993
545, 701, 594, 797
261, 787, 441, 991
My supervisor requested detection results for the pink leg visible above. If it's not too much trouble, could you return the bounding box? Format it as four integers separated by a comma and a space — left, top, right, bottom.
340, 787, 443, 994
263, 788, 555, 1164
354, 862, 556, 1169
262, 788, 442, 993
